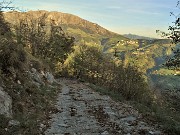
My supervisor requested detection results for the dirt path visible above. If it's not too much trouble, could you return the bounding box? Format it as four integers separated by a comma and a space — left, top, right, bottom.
45, 79, 163, 135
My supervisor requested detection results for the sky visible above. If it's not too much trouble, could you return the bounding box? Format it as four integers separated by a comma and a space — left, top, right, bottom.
11, 0, 180, 38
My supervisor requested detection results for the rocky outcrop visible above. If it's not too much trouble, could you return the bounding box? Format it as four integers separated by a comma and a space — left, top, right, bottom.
29, 68, 58, 87
0, 87, 12, 117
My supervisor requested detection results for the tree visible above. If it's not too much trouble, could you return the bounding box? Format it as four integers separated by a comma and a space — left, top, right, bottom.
0, 1, 12, 37
0, 1, 28, 75
12, 11, 75, 72
157, 1, 180, 70
63, 43, 104, 80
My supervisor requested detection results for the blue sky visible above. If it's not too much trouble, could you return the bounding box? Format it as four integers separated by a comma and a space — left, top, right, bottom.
12, 0, 179, 38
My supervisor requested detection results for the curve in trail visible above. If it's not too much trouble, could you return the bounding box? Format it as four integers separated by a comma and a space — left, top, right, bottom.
45, 79, 163, 135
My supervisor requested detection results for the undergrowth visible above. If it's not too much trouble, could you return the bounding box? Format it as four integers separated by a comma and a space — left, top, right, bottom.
1, 78, 61, 135
88, 83, 180, 135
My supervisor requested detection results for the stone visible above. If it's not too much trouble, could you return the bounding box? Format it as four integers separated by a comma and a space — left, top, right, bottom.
149, 130, 161, 135
8, 120, 20, 126
29, 68, 45, 86
101, 131, 109, 135
17, 80, 21, 84
45, 72, 55, 84
39, 123, 46, 131
85, 125, 90, 130
138, 124, 151, 132
123, 126, 133, 133
58, 124, 69, 127
0, 87, 12, 117
120, 116, 137, 123
0, 77, 4, 86
31, 68, 37, 73
45, 79, 163, 135
32, 81, 41, 88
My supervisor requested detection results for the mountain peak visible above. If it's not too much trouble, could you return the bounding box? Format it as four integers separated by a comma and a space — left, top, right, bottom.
4, 10, 118, 37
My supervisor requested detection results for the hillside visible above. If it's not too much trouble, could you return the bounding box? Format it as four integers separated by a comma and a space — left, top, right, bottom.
123, 33, 156, 40
1, 6, 180, 135
3, 10, 175, 76
4, 10, 128, 46
4, 11, 174, 74
4, 10, 114, 35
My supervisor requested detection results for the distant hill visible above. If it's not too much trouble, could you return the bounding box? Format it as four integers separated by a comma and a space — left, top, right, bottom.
4, 10, 128, 46
123, 33, 156, 40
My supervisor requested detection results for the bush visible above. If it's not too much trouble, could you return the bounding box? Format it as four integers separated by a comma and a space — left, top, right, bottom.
0, 40, 28, 76
64, 44, 152, 102
0, 7, 28, 77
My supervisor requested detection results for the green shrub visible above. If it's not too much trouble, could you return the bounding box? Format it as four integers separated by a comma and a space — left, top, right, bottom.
0, 41, 28, 75
64, 44, 152, 102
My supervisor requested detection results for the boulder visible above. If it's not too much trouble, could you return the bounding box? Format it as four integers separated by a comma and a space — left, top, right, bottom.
0, 87, 12, 117
29, 68, 59, 86
45, 72, 55, 84
8, 120, 20, 126
29, 68, 45, 86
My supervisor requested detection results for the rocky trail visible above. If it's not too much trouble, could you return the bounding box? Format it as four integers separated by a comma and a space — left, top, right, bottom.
45, 79, 163, 135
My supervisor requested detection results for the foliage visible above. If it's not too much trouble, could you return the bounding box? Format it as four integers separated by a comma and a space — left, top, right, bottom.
0, 12, 11, 37
12, 13, 75, 72
157, 1, 180, 70
88, 84, 125, 102
44, 26, 75, 62
165, 48, 180, 70
64, 43, 152, 101
0, 3, 63, 134
2, 77, 61, 135
0, 40, 27, 74
90, 80, 180, 135
64, 43, 103, 77
135, 100, 180, 135
0, 4, 28, 78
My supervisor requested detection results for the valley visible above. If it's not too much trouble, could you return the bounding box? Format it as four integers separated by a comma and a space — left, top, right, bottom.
0, 5, 179, 135
4, 10, 179, 91
3, 11, 173, 73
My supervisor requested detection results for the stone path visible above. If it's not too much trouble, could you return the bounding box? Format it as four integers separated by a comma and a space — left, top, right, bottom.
45, 79, 163, 135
